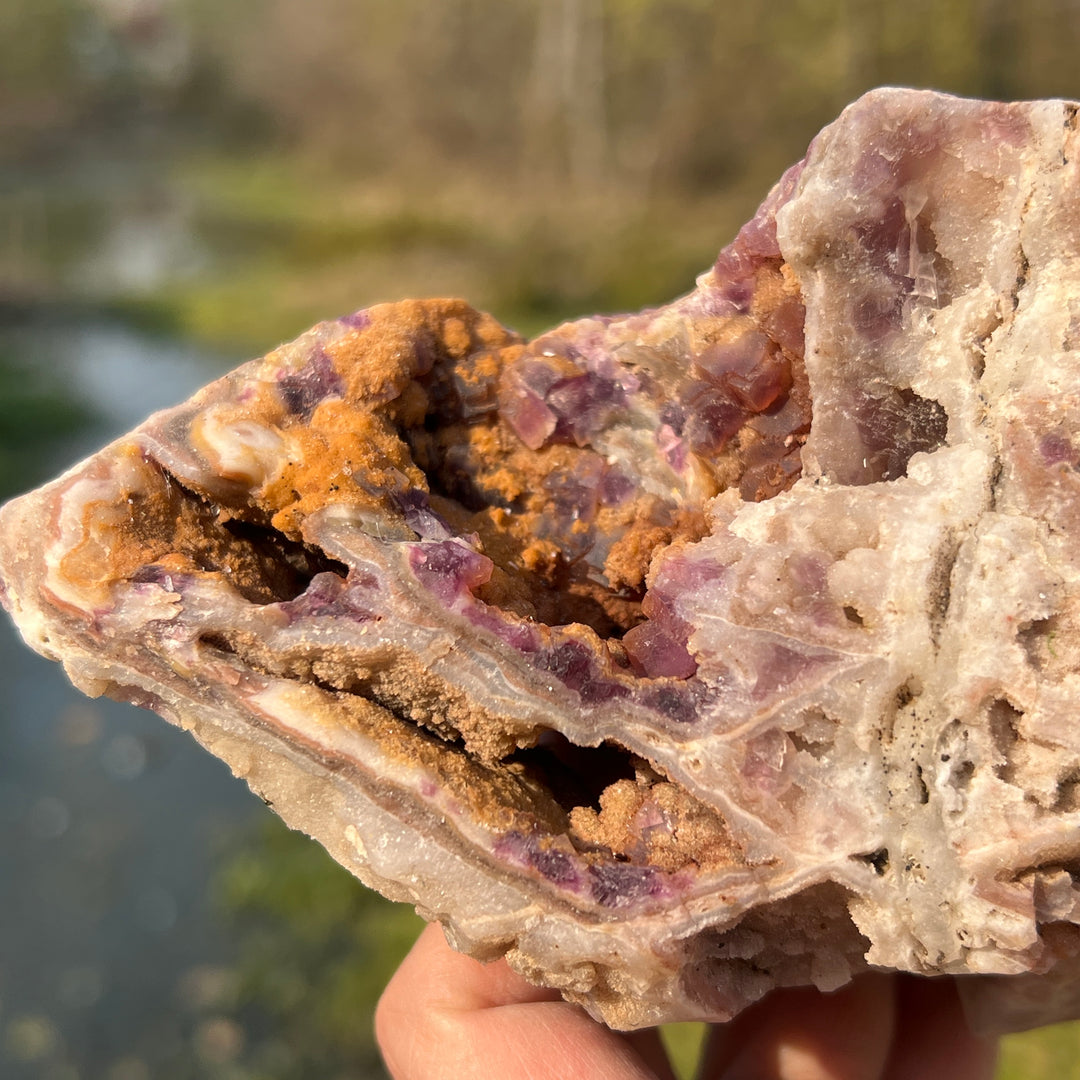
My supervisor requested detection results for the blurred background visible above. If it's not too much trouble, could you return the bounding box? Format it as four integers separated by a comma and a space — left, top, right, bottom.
4, 1, 1080, 1077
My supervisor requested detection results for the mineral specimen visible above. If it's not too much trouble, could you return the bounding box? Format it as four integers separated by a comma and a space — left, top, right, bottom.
3, 87, 1080, 1034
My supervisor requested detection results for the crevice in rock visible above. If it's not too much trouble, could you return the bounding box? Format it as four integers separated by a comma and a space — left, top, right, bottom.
852, 849, 890, 875
1011, 249, 1030, 312
895, 679, 920, 710
405, 415, 655, 639
950, 758, 975, 789
392, 283, 809, 643
219, 516, 349, 602
1013, 859, 1080, 886
927, 533, 961, 647
937, 719, 976, 797
1053, 769, 1080, 813
503, 733, 641, 817
789, 731, 827, 759
971, 345, 987, 381
198, 631, 236, 656
914, 764, 930, 804
842, 605, 864, 627
989, 697, 1022, 784
987, 457, 1004, 512
192, 621, 736, 875
1018, 615, 1059, 672
790, 708, 838, 760
127, 464, 348, 606
1064, 103, 1078, 164
1010, 191, 1032, 314
852, 386, 949, 484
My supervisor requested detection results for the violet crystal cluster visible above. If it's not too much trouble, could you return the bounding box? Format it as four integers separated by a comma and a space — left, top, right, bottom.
4, 88, 1080, 1033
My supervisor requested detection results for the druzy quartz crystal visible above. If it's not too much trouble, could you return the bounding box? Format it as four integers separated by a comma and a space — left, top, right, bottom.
4, 88, 1080, 1033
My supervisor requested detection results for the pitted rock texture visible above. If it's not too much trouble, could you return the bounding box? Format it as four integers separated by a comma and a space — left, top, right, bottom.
4, 88, 1080, 1033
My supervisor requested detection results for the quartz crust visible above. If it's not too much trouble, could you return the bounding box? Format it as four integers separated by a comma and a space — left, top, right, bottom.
4, 88, 1080, 1032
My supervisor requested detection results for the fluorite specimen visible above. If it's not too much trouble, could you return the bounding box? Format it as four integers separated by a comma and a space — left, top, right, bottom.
4, 88, 1080, 1033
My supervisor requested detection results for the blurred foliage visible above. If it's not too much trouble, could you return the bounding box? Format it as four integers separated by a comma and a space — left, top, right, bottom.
211, 817, 713, 1080
998, 1022, 1080, 1080
663, 1022, 709, 1079
213, 817, 422, 1080
0, 342, 96, 499
6, 0, 1080, 351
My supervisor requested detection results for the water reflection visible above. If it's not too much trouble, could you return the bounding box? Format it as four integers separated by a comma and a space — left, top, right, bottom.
1, 316, 220, 435
0, 314, 261, 1079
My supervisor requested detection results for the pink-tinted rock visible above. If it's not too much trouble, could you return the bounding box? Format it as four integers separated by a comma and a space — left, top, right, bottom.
4, 89, 1080, 1033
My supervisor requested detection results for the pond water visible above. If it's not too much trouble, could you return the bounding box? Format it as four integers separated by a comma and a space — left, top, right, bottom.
0, 315, 268, 1078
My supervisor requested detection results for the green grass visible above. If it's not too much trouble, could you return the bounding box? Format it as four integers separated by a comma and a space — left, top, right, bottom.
214, 817, 423, 1080
214, 820, 719, 1080
656, 1014, 1080, 1080
998, 1022, 1080, 1080
0, 346, 97, 498
662, 1022, 708, 1079
91, 152, 743, 356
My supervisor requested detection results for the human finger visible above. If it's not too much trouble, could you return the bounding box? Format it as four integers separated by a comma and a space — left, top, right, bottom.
882, 976, 997, 1080
696, 973, 896, 1080
376, 923, 676, 1080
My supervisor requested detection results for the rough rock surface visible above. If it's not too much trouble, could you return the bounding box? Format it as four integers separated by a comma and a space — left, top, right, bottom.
4, 88, 1080, 1033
